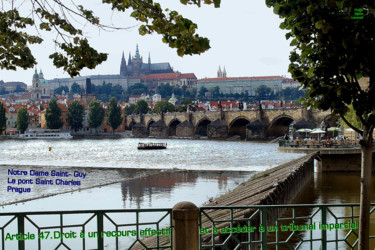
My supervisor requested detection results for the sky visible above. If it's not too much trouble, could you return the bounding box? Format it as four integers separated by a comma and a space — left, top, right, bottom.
0, 0, 293, 86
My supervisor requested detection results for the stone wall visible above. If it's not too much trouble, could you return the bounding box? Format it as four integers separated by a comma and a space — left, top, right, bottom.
207, 119, 228, 139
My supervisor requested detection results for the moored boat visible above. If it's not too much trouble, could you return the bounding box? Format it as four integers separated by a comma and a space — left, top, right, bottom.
138, 142, 167, 150
19, 129, 73, 139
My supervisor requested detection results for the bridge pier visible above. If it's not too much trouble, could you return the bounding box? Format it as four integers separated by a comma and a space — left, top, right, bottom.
176, 121, 195, 137
246, 120, 268, 140
132, 123, 148, 137
207, 119, 228, 139
149, 120, 168, 138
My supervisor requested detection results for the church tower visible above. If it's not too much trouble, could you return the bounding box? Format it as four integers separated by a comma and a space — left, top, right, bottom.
223, 66, 227, 78
217, 66, 223, 78
120, 52, 127, 76
31, 68, 43, 101
128, 53, 132, 66
147, 52, 151, 73
132, 44, 143, 77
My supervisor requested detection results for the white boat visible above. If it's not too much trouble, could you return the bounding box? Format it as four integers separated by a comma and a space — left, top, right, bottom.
19, 129, 73, 139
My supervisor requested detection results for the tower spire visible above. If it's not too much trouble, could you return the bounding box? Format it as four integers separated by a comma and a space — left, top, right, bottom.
135, 44, 140, 59
120, 51, 127, 76
128, 52, 132, 65
217, 66, 222, 78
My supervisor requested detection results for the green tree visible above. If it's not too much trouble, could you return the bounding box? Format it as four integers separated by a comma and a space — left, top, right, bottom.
14, 85, 25, 93
135, 99, 149, 114
71, 82, 81, 94
0, 103, 6, 135
67, 100, 85, 132
212, 86, 220, 98
88, 100, 105, 132
45, 99, 63, 129
0, 1, 219, 77
173, 87, 183, 97
267, 1, 375, 247
255, 85, 272, 100
0, 87, 8, 95
339, 104, 362, 130
54, 86, 69, 95
127, 83, 148, 95
16, 107, 28, 133
179, 98, 193, 112
199, 86, 208, 97
107, 97, 122, 132
159, 84, 173, 97
154, 101, 176, 114
124, 104, 136, 115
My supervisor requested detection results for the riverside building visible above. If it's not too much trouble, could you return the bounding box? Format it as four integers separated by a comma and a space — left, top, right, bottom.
198, 75, 285, 96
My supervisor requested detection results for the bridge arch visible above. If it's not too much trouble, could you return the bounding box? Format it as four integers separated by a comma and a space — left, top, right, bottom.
323, 114, 340, 127
129, 120, 136, 130
195, 118, 211, 136
168, 119, 181, 136
267, 115, 295, 138
228, 117, 252, 139
147, 120, 155, 135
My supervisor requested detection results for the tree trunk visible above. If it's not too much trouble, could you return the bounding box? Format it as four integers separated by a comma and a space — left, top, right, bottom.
359, 126, 373, 250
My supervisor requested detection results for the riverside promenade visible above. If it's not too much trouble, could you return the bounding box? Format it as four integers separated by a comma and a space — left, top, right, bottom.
278, 142, 375, 171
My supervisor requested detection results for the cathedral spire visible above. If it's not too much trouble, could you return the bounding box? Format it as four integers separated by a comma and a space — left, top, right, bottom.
223, 66, 227, 78
135, 44, 141, 59
128, 52, 132, 65
120, 51, 127, 76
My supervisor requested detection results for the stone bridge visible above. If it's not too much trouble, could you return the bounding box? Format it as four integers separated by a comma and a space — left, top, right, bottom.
125, 108, 334, 140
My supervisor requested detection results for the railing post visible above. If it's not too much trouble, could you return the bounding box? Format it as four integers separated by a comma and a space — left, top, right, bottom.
97, 212, 104, 250
17, 214, 25, 250
172, 201, 199, 250
321, 206, 327, 250
261, 208, 267, 250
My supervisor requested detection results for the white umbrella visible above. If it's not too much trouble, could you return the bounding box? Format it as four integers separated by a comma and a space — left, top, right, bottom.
296, 128, 313, 137
311, 128, 326, 141
327, 127, 342, 137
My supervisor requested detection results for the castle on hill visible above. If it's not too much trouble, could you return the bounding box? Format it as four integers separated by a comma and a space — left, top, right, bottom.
120, 44, 174, 77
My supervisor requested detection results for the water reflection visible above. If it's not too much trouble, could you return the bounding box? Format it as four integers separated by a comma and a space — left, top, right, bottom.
1, 170, 252, 212
119, 171, 248, 209
288, 172, 375, 249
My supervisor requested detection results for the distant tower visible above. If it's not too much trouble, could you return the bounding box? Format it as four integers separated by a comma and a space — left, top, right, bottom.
32, 68, 49, 101
32, 68, 39, 88
120, 51, 127, 76
223, 66, 227, 78
132, 44, 143, 77
148, 52, 151, 73
135, 44, 141, 59
217, 66, 223, 78
128, 53, 132, 66
81, 78, 96, 105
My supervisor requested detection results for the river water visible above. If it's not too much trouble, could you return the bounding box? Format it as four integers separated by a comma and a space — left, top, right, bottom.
0, 138, 373, 249
0, 138, 304, 210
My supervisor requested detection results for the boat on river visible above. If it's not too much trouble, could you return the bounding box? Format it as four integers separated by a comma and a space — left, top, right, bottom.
19, 129, 73, 139
138, 142, 167, 150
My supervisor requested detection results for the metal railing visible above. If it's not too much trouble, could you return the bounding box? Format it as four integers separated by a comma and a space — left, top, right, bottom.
1, 204, 375, 249
279, 139, 361, 149
199, 203, 375, 250
0, 208, 172, 250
